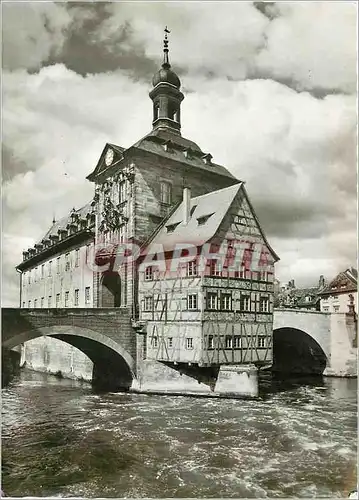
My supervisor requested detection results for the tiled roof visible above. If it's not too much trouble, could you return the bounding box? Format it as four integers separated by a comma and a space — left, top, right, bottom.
40, 202, 93, 243
319, 268, 357, 295
144, 183, 242, 252
131, 129, 237, 180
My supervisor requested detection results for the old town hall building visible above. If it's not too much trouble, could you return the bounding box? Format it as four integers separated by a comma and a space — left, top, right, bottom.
17, 32, 279, 375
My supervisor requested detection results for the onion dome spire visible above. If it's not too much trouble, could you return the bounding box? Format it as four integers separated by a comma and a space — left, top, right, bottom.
149, 27, 184, 134
152, 26, 181, 89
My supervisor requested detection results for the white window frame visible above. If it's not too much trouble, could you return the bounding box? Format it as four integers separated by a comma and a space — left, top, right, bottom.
188, 294, 198, 310
210, 260, 222, 277
41, 297, 44, 308
119, 181, 126, 204
160, 181, 172, 204
145, 266, 153, 281
56, 256, 61, 274
144, 296, 153, 312
64, 291, 69, 308
48, 261, 52, 277
257, 336, 266, 348
74, 289, 79, 306
85, 287, 91, 305
48, 296, 52, 308
65, 253, 70, 271
208, 336, 214, 349
34, 299, 38, 308
207, 292, 218, 310
152, 336, 158, 348
233, 336, 242, 349
41, 264, 45, 278
186, 337, 194, 350
225, 336, 233, 349
75, 249, 80, 267
221, 293, 232, 311
187, 260, 197, 277
168, 337, 173, 348
260, 297, 269, 313
241, 294, 251, 311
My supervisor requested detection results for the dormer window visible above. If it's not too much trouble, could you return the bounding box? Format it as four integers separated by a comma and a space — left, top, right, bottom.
197, 213, 214, 226
166, 222, 180, 233
202, 153, 213, 165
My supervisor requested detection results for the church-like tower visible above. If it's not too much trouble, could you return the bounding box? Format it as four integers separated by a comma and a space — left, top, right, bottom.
149, 27, 184, 134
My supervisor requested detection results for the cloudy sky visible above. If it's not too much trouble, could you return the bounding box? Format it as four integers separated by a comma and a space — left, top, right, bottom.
2, 1, 357, 306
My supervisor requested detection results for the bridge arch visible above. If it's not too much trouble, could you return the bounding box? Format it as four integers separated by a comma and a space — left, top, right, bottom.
4, 325, 136, 392
273, 327, 328, 375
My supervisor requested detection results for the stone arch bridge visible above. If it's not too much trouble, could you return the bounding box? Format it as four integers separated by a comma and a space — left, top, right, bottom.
273, 308, 357, 377
2, 307, 357, 390
2, 308, 137, 391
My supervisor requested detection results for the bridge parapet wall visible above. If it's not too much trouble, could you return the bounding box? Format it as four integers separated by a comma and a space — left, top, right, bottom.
1, 308, 136, 363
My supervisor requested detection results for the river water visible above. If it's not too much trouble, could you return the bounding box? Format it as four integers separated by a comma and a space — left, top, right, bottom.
2, 370, 357, 498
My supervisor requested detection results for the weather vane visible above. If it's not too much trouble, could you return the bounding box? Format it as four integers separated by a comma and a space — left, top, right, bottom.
163, 26, 171, 66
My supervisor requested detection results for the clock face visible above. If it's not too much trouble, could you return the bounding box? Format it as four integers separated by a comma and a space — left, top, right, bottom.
105, 148, 114, 166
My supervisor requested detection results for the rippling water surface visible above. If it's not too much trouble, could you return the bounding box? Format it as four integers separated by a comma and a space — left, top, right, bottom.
2, 370, 357, 498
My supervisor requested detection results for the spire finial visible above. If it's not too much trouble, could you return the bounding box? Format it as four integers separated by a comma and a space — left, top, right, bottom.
52, 214, 56, 225
163, 26, 171, 68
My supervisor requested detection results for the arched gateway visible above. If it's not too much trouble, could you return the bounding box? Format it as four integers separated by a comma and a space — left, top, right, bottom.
2, 309, 136, 391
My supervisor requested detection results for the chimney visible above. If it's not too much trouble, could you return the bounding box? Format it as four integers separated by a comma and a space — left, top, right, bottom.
183, 186, 191, 225
319, 275, 325, 289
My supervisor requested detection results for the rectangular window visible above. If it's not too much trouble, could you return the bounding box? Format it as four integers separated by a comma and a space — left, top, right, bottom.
257, 336, 266, 348
34, 299, 38, 308
119, 181, 126, 203
333, 305, 340, 312
144, 296, 153, 311
65, 291, 69, 307
210, 260, 222, 276
225, 336, 233, 349
221, 293, 232, 311
85, 287, 90, 304
74, 289, 79, 306
186, 338, 193, 350
323, 307, 329, 312
56, 293, 60, 307
152, 336, 158, 348
145, 266, 153, 281
41, 297, 44, 308
208, 335, 214, 349
160, 181, 172, 204
48, 296, 52, 308
65, 254, 70, 271
34, 267, 38, 282
233, 336, 242, 349
241, 294, 251, 311
75, 249, 80, 267
28, 271, 31, 284
56, 257, 61, 274
168, 337, 173, 348
48, 261, 52, 277
188, 294, 198, 310
119, 224, 126, 243
22, 302, 25, 308
187, 261, 197, 277
28, 300, 31, 308
41, 264, 45, 279
207, 292, 218, 310
260, 297, 269, 313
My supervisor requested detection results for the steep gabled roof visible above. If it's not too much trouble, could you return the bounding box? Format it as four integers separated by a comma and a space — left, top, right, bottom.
143, 183, 242, 253
86, 143, 125, 181
142, 183, 279, 264
319, 268, 357, 295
